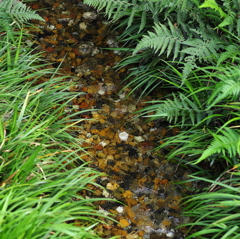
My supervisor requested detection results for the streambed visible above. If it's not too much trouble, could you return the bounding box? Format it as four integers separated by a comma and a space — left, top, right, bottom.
28, 0, 192, 238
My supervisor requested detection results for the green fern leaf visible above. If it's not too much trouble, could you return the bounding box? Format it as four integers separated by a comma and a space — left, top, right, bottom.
0, 0, 44, 23
182, 38, 219, 63
105, 1, 115, 19
138, 10, 146, 33
128, 5, 136, 28
84, 0, 134, 20
182, 60, 197, 80
207, 67, 240, 108
0, 11, 15, 41
194, 128, 240, 164
208, 79, 240, 106
145, 92, 203, 126
133, 21, 185, 60
217, 45, 240, 66
181, 38, 220, 79
84, 0, 163, 32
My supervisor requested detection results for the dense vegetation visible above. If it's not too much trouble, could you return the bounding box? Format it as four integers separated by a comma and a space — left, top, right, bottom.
84, 0, 240, 238
0, 0, 113, 238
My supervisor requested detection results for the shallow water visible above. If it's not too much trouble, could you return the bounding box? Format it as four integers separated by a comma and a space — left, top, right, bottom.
28, 0, 191, 238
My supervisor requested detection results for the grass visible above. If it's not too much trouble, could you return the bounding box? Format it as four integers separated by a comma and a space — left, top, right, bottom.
182, 167, 240, 239
0, 1, 114, 238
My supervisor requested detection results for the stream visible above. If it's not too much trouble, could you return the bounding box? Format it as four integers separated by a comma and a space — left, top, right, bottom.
28, 0, 192, 238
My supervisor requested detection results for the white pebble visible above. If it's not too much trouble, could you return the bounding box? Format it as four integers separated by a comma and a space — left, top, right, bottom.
116, 206, 124, 213
119, 132, 129, 141
102, 189, 110, 198
166, 230, 175, 238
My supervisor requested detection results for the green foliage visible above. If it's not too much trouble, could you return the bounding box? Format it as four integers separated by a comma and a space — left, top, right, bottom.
142, 92, 205, 125
183, 169, 240, 239
0, 0, 44, 25
0, 71, 110, 238
0, 164, 109, 239
194, 128, 240, 165
133, 20, 222, 79
199, 0, 228, 19
136, 64, 240, 236
85, 0, 240, 87
206, 67, 240, 108
137, 65, 240, 165
84, 0, 168, 32
133, 20, 185, 61
217, 44, 240, 66
117, 50, 163, 98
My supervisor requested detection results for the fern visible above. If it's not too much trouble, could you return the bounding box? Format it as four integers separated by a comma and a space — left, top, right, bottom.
133, 20, 185, 61
183, 38, 220, 63
84, 0, 166, 32
194, 128, 240, 164
199, 0, 236, 31
217, 45, 240, 66
133, 20, 221, 79
144, 92, 205, 126
201, 0, 240, 37
207, 67, 240, 108
83, 0, 134, 21
182, 37, 221, 79
0, 0, 44, 24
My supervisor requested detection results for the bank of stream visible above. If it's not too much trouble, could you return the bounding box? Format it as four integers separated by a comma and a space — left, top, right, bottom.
28, 0, 193, 238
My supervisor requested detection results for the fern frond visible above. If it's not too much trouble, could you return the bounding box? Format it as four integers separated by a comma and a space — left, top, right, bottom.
207, 66, 240, 108
176, 0, 199, 11
0, 0, 44, 23
84, 0, 131, 12
182, 60, 197, 81
133, 21, 185, 61
10, 2, 44, 22
84, 0, 198, 35
0, 11, 15, 41
182, 38, 220, 63
84, 0, 161, 31
181, 38, 220, 79
194, 128, 240, 164
145, 93, 204, 126
133, 20, 221, 79
217, 45, 240, 66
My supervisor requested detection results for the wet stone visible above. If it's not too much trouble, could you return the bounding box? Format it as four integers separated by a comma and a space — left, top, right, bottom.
28, 0, 190, 238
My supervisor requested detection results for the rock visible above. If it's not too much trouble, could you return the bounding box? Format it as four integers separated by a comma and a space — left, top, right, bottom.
119, 131, 129, 141
78, 42, 99, 57
83, 12, 97, 20
79, 22, 88, 30
134, 136, 145, 143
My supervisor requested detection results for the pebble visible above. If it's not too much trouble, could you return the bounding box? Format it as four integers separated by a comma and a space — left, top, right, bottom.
116, 206, 124, 214
119, 131, 129, 141
83, 12, 97, 20
79, 22, 88, 30
134, 136, 145, 143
